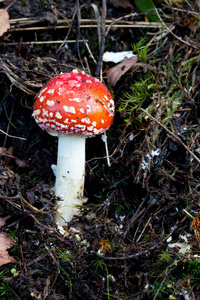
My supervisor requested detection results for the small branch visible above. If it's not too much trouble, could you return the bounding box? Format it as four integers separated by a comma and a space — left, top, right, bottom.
183, 209, 194, 219
0, 128, 26, 140
140, 108, 200, 165
5, 0, 17, 11
95, 0, 107, 77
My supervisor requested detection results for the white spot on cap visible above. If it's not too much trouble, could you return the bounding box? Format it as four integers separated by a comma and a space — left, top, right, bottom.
81, 118, 90, 124
47, 89, 55, 94
63, 106, 76, 114
92, 121, 97, 126
86, 80, 92, 84
42, 108, 49, 117
80, 108, 84, 113
68, 80, 79, 87
72, 69, 79, 73
49, 112, 53, 117
58, 87, 66, 95
93, 128, 99, 134
64, 118, 69, 123
47, 100, 55, 107
108, 99, 115, 114
32, 109, 41, 116
38, 117, 47, 123
75, 124, 86, 130
40, 96, 46, 102
101, 119, 104, 123
51, 124, 56, 128
55, 112, 62, 119
87, 126, 94, 131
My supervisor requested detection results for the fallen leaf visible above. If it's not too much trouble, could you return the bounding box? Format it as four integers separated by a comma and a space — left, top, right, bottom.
106, 55, 138, 86
109, 0, 133, 9
190, 212, 200, 248
0, 147, 13, 163
0, 232, 17, 266
0, 9, 10, 37
15, 158, 33, 169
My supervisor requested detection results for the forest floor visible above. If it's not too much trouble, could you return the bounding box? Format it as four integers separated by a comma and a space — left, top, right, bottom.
0, 0, 200, 299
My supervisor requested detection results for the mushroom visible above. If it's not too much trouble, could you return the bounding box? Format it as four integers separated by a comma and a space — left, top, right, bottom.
33, 70, 114, 226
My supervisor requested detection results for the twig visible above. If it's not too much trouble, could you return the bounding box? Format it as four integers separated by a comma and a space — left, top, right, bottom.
136, 215, 152, 243
140, 108, 200, 165
0, 128, 27, 140
5, 40, 87, 46
5, 0, 17, 11
95, 0, 107, 77
155, 7, 198, 49
183, 209, 194, 219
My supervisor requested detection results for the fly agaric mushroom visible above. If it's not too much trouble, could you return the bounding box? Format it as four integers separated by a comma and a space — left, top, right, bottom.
33, 70, 114, 226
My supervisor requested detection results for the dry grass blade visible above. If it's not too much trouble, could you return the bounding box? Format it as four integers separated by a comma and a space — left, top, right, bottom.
0, 59, 36, 95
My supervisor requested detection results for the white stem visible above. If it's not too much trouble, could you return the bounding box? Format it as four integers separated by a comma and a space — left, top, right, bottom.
54, 135, 87, 226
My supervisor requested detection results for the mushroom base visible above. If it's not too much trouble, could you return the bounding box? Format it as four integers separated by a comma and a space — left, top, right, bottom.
54, 135, 87, 226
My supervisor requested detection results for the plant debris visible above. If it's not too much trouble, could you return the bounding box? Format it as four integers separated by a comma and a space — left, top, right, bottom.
0, 9, 10, 37
0, 218, 16, 266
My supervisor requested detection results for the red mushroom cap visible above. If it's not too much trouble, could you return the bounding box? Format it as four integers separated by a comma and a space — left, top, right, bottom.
33, 71, 114, 136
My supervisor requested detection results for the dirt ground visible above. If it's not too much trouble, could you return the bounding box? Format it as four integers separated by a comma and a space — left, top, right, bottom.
0, 0, 200, 299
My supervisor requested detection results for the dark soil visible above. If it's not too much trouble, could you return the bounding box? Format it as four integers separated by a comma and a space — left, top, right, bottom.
0, 0, 199, 299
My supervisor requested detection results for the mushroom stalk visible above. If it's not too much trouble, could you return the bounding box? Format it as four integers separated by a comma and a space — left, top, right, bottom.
54, 135, 87, 226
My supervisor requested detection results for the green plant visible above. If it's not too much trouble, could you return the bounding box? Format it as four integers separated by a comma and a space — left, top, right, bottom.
158, 250, 174, 265
132, 38, 150, 63
54, 245, 73, 264
8, 229, 18, 240
0, 282, 13, 299
54, 246, 73, 293
93, 259, 111, 300
185, 259, 200, 282
11, 268, 18, 277
119, 44, 199, 128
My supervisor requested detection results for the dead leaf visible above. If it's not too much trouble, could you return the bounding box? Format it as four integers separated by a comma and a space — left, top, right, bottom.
0, 232, 17, 266
109, 0, 133, 9
15, 158, 33, 169
0, 9, 10, 37
106, 55, 138, 86
190, 212, 200, 248
0, 147, 13, 163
